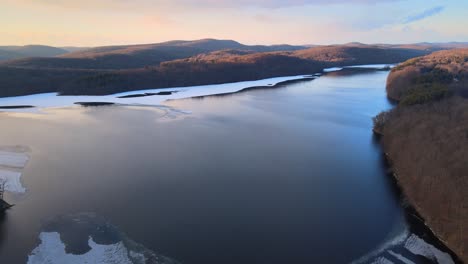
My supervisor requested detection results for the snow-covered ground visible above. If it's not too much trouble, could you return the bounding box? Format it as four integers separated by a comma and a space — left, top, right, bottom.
0, 146, 29, 193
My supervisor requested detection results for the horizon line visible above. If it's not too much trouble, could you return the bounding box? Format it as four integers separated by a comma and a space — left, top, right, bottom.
1, 38, 468, 48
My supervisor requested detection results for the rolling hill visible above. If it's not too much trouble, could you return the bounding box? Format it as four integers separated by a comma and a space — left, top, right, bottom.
0, 45, 69, 61
386, 48, 468, 102
0, 40, 458, 97
0, 39, 307, 70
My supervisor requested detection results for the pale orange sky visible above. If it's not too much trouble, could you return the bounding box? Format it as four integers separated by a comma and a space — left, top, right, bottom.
1, 0, 467, 46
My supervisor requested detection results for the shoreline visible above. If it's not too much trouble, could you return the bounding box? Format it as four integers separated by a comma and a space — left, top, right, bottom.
0, 64, 391, 113
182, 77, 317, 100
373, 105, 464, 262
0, 74, 314, 112
379, 150, 463, 263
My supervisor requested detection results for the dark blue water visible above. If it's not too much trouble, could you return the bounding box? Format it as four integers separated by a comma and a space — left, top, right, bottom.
0, 70, 430, 263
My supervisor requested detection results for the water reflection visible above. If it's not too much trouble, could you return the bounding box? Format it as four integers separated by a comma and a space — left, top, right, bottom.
0, 212, 7, 249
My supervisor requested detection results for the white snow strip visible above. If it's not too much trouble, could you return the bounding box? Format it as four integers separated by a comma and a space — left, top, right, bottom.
323, 67, 343, 72
346, 64, 394, 69
0, 170, 25, 193
28, 232, 134, 264
0, 75, 311, 113
351, 227, 410, 264
324, 64, 394, 73
388, 250, 415, 264
404, 234, 454, 264
0, 150, 29, 168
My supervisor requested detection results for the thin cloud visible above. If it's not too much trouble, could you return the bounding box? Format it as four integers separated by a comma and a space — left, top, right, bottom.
12, 0, 402, 9
180, 0, 402, 8
404, 6, 445, 24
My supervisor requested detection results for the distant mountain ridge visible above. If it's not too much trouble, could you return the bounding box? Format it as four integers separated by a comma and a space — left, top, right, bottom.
0, 39, 307, 69
60, 39, 305, 58
1, 39, 468, 97
0, 45, 68, 61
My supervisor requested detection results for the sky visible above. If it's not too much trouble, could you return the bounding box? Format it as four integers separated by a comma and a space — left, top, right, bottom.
1, 0, 468, 46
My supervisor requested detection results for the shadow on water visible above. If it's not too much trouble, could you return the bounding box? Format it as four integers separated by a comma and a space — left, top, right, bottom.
0, 212, 7, 249
371, 134, 402, 198
386, 97, 398, 107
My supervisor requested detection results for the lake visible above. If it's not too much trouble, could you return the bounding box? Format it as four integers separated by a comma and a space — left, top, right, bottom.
0, 69, 456, 263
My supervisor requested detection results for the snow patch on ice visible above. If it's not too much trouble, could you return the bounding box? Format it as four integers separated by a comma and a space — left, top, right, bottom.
0, 75, 311, 114
324, 64, 394, 73
129, 250, 147, 263
28, 232, 134, 264
346, 64, 394, 69
323, 67, 343, 72
351, 227, 410, 264
0, 146, 29, 193
28, 213, 179, 264
352, 228, 456, 264
0, 150, 29, 168
388, 250, 415, 264
404, 234, 454, 264
0, 170, 25, 193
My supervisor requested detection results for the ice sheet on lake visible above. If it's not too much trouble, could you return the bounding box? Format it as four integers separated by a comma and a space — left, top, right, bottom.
388, 250, 415, 264
0, 150, 29, 168
352, 224, 455, 264
323, 67, 343, 72
0, 75, 311, 113
324, 64, 394, 73
346, 64, 394, 69
0, 170, 25, 193
28, 213, 179, 264
28, 232, 135, 264
0, 146, 29, 193
404, 234, 454, 264
351, 225, 410, 264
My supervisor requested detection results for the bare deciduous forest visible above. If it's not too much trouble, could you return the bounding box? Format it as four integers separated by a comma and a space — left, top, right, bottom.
0, 40, 433, 97
379, 49, 468, 262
